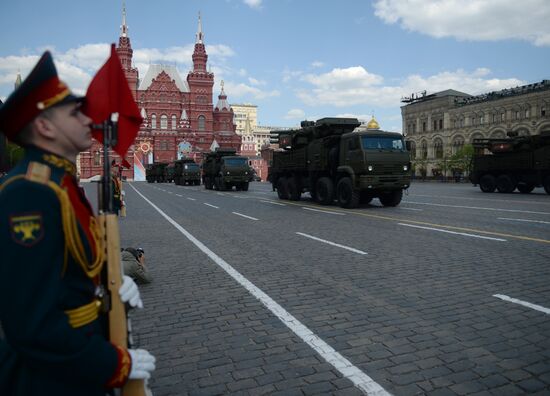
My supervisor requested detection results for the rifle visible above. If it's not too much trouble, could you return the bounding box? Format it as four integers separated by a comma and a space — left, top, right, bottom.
96, 113, 146, 396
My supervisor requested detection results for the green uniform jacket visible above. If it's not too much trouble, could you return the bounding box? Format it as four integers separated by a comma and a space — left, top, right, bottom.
0, 147, 130, 395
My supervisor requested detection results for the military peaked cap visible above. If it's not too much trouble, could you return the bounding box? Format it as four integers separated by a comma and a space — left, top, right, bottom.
0, 51, 83, 139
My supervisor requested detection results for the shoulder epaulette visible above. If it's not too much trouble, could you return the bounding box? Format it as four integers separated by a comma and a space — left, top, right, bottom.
25, 162, 51, 184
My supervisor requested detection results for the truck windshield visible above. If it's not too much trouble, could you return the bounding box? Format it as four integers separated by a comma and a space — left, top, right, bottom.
361, 136, 404, 151
223, 158, 247, 166
184, 164, 199, 170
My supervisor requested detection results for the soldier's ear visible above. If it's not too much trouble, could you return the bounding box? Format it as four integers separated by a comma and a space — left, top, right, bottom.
33, 113, 57, 140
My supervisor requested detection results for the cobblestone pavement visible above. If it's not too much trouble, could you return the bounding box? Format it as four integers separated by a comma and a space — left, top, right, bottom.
85, 181, 550, 395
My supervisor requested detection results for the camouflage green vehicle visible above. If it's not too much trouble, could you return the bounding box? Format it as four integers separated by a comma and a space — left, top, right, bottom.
202, 148, 251, 191
146, 162, 168, 183
470, 133, 550, 194
269, 118, 411, 208
164, 162, 175, 183
174, 159, 201, 186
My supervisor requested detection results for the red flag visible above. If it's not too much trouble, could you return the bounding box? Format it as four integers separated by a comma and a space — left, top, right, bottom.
83, 44, 142, 157
121, 158, 131, 169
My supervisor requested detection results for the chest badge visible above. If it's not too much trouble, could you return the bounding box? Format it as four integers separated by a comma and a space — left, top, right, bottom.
10, 214, 44, 247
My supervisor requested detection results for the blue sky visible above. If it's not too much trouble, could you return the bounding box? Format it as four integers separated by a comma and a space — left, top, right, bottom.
1, 0, 549, 132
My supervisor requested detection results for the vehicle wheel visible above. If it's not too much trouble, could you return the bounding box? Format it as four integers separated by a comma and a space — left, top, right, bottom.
337, 177, 359, 208
277, 177, 290, 200
287, 177, 301, 201
316, 177, 334, 205
379, 190, 403, 207
544, 175, 550, 195
479, 174, 496, 193
242, 182, 249, 191
517, 182, 535, 194
496, 174, 516, 193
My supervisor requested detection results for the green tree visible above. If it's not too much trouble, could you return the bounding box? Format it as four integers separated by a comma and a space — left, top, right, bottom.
6, 142, 25, 169
449, 144, 474, 174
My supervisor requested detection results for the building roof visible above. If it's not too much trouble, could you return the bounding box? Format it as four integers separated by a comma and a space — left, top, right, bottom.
433, 89, 471, 98
138, 64, 190, 92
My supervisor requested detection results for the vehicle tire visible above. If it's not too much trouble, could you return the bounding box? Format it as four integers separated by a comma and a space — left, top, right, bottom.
287, 176, 301, 201
517, 182, 535, 194
316, 177, 334, 205
337, 177, 359, 208
242, 182, 249, 191
277, 177, 289, 199
496, 174, 516, 193
479, 174, 496, 193
544, 175, 550, 195
379, 189, 403, 207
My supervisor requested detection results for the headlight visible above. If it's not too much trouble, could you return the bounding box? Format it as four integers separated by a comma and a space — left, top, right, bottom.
368, 165, 373, 171
245, 171, 248, 175
403, 165, 408, 171
226, 171, 230, 175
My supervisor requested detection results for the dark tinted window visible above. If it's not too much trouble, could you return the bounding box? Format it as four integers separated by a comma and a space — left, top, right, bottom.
361, 136, 404, 150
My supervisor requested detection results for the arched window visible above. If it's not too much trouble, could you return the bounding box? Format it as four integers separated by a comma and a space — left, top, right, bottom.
94, 151, 101, 166
172, 115, 177, 130
541, 105, 547, 117
151, 115, 157, 129
421, 141, 428, 159
198, 115, 206, 131
452, 136, 464, 155
434, 139, 444, 159
407, 141, 416, 159
160, 115, 168, 129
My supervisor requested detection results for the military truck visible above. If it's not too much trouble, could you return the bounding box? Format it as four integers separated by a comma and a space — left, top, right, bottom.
470, 133, 550, 194
146, 162, 168, 183
202, 148, 251, 191
164, 162, 175, 183
269, 118, 411, 208
174, 158, 201, 186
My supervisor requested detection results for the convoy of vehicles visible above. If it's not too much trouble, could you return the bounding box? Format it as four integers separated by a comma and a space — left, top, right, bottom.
202, 148, 251, 191
269, 117, 411, 208
470, 133, 550, 194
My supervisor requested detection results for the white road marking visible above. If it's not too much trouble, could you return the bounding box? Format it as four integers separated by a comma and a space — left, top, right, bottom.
302, 207, 345, 216
398, 207, 423, 211
216, 192, 226, 196
176, 194, 183, 197
498, 217, 550, 225
403, 201, 550, 216
260, 200, 286, 206
130, 184, 389, 395
493, 294, 550, 315
204, 203, 219, 209
230, 194, 251, 199
232, 212, 259, 221
296, 232, 368, 255
398, 223, 506, 241
168, 191, 173, 194
187, 198, 196, 201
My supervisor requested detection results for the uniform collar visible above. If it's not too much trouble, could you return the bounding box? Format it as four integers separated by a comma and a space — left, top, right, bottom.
26, 146, 77, 176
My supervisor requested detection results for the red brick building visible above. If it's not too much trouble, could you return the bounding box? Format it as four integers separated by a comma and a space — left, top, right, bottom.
79, 10, 240, 180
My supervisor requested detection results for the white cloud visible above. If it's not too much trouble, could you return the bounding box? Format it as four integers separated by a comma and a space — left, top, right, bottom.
248, 77, 266, 86
310, 61, 324, 68
373, 0, 550, 46
335, 113, 373, 123
224, 81, 280, 100
284, 109, 306, 120
243, 0, 262, 9
296, 66, 525, 108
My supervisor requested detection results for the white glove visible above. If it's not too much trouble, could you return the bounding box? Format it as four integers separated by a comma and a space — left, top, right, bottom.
119, 275, 143, 308
128, 349, 156, 379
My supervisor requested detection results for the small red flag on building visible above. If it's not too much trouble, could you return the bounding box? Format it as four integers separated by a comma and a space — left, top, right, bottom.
83, 43, 142, 157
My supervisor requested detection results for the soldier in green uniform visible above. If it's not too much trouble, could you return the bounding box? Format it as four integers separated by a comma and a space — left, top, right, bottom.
0, 52, 155, 395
